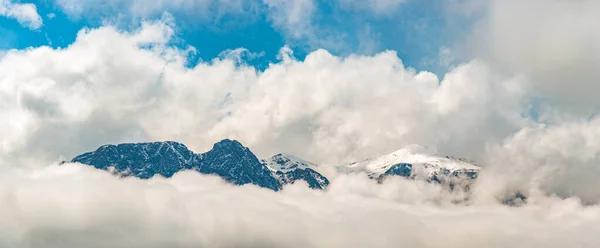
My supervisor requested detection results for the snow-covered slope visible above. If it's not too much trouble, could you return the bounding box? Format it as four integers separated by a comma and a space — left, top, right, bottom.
340, 144, 480, 181
263, 153, 319, 172
262, 153, 329, 190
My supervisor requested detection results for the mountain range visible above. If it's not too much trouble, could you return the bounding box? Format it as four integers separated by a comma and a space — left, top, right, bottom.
69, 139, 480, 192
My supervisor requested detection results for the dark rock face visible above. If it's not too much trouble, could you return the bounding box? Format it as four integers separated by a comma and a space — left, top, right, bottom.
72, 141, 196, 179
72, 139, 281, 191
274, 168, 330, 190
196, 139, 282, 191
384, 163, 412, 177
376, 163, 412, 182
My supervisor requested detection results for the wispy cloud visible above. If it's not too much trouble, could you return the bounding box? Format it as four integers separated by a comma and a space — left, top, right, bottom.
338, 0, 408, 14
0, 0, 43, 29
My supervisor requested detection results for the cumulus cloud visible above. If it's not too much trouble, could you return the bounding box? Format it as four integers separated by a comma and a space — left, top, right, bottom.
407, 0, 600, 204
1, 163, 599, 248
476, 117, 600, 205
0, 20, 533, 168
0, 0, 43, 29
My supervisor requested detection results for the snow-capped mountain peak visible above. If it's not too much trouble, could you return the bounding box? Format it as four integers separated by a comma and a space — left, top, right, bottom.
343, 144, 480, 178
261, 153, 329, 190
262, 153, 318, 173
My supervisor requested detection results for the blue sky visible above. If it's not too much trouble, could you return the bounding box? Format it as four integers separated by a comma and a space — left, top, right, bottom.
0, 0, 475, 74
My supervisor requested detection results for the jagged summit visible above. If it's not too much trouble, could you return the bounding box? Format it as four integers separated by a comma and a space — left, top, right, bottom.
197, 139, 281, 191
70, 139, 328, 191
71, 140, 483, 193
211, 139, 247, 151
72, 141, 197, 179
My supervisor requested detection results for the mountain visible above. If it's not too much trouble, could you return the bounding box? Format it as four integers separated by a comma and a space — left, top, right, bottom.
72, 139, 281, 191
262, 153, 329, 190
71, 141, 479, 191
70, 139, 329, 191
70, 140, 522, 204
71, 141, 196, 179
339, 144, 480, 187
196, 139, 282, 191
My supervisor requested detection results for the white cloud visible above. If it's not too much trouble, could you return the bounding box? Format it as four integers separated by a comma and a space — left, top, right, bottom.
49, 0, 370, 54
0, 20, 533, 169
338, 0, 408, 14
262, 0, 315, 40
0, 0, 43, 29
477, 117, 600, 205
1, 162, 600, 247
468, 0, 600, 117
52, 0, 328, 52
54, 0, 254, 19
